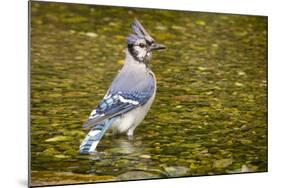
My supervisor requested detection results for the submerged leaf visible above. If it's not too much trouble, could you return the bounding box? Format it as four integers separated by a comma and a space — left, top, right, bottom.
213, 158, 233, 168
45, 136, 71, 142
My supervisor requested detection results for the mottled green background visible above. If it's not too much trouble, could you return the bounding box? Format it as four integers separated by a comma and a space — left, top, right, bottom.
30, 1, 267, 186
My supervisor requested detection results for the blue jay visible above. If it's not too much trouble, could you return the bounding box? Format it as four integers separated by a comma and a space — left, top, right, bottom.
80, 19, 166, 154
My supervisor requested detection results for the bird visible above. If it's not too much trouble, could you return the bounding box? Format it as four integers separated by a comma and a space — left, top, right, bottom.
79, 19, 166, 154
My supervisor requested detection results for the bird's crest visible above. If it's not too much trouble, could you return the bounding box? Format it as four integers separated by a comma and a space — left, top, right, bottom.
127, 19, 154, 45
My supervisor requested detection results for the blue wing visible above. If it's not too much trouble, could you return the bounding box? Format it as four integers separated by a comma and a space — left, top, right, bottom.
83, 73, 155, 128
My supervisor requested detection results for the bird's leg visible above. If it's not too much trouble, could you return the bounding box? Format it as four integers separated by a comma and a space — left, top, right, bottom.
127, 128, 135, 140
112, 129, 118, 136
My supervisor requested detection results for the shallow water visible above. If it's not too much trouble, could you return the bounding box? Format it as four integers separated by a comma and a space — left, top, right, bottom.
30, 2, 267, 186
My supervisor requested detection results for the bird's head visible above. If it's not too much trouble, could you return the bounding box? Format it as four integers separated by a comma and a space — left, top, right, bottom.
127, 19, 166, 63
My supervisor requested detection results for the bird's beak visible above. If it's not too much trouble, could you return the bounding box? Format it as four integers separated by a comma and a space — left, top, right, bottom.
150, 43, 166, 51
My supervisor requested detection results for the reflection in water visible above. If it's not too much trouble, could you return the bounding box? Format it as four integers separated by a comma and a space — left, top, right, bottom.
81, 136, 152, 176
113, 137, 140, 154
83, 137, 139, 161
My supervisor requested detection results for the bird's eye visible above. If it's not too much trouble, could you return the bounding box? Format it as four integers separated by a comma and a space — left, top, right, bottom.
139, 43, 145, 48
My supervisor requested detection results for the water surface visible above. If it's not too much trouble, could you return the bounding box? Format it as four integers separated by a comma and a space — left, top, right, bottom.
30, 2, 267, 186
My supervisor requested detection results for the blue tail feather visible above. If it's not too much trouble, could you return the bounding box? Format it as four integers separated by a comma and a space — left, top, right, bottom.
79, 118, 115, 154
